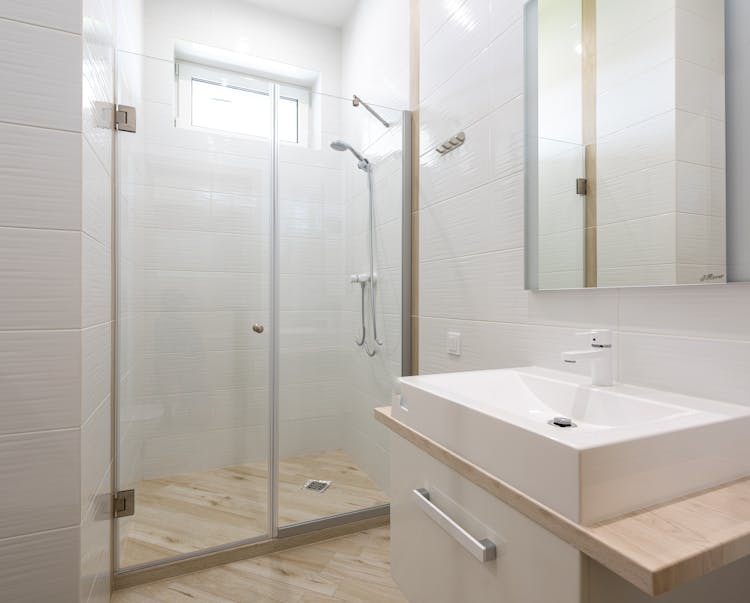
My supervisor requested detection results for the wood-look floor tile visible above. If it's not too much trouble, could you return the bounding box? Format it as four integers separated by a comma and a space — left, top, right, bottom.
113, 527, 407, 603
120, 449, 389, 567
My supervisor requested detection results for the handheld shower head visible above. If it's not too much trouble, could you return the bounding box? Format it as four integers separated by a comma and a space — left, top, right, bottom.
330, 139, 370, 170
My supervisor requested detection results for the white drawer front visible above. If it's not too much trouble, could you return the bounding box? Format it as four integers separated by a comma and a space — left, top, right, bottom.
390, 434, 583, 603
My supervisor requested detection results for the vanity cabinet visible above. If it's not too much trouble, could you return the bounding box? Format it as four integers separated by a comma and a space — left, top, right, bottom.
389, 432, 750, 603
390, 434, 583, 603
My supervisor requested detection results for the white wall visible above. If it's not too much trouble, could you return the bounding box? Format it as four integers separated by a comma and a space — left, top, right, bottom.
417, 0, 750, 412
0, 0, 113, 600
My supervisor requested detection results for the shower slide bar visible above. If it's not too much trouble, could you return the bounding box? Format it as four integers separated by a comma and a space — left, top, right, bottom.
351, 273, 377, 357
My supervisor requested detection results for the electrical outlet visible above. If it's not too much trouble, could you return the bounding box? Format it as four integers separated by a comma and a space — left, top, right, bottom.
447, 331, 461, 356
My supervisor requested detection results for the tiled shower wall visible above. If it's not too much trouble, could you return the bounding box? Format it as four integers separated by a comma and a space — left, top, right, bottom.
0, 0, 114, 600
417, 0, 750, 409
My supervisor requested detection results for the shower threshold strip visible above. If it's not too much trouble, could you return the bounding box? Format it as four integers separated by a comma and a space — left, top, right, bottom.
114, 504, 390, 590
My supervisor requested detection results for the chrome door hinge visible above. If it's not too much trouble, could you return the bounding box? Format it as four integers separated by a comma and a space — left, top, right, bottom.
115, 105, 136, 133
576, 178, 588, 195
114, 489, 135, 518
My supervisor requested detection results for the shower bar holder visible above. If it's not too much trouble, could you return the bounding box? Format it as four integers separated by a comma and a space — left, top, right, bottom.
353, 94, 391, 128
436, 132, 466, 155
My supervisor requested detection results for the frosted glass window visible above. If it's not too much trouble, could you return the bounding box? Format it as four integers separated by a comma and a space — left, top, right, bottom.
177, 61, 309, 145
191, 79, 271, 137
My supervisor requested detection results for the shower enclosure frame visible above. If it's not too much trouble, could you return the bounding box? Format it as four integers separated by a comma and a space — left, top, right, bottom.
112, 83, 412, 583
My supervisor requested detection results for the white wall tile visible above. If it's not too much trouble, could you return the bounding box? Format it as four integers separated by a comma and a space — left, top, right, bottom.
0, 330, 81, 435
81, 397, 111, 516
0, 429, 80, 539
82, 234, 111, 328
0, 526, 80, 602
0, 18, 81, 131
420, 0, 490, 102
0, 0, 81, 33
0, 227, 81, 330
0, 123, 81, 230
619, 332, 750, 405
82, 323, 111, 424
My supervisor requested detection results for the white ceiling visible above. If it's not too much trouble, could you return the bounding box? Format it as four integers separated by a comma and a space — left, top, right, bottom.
240, 0, 359, 28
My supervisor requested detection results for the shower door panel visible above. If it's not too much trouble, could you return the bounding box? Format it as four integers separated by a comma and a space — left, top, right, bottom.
115, 51, 273, 569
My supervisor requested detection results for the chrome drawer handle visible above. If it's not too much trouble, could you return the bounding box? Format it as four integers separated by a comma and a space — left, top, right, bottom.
413, 488, 497, 562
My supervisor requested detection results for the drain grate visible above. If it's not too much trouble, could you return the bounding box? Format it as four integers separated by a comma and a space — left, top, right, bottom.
303, 479, 331, 493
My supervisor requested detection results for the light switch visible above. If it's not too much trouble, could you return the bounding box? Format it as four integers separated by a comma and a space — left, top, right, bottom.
447, 331, 461, 356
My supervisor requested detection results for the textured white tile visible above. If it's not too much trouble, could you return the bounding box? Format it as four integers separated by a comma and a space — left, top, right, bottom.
0, 227, 81, 329
80, 466, 111, 603
82, 0, 114, 170
598, 213, 677, 270
598, 110, 674, 180
82, 234, 111, 328
81, 398, 111, 516
619, 332, 750, 406
676, 59, 725, 121
0, 330, 81, 435
489, 95, 525, 180
0, 429, 80, 539
420, 0, 490, 102
420, 115, 492, 207
488, 17, 524, 110
420, 248, 527, 323
598, 264, 677, 288
0, 19, 81, 131
676, 7, 724, 73
596, 8, 675, 94
420, 174, 523, 262
0, 123, 81, 230
599, 161, 676, 225
0, 526, 80, 602
419, 47, 492, 155
82, 139, 112, 248
676, 161, 710, 215
141, 425, 267, 478
619, 283, 750, 340
489, 0, 524, 41
0, 0, 81, 33
82, 323, 111, 423
597, 59, 676, 138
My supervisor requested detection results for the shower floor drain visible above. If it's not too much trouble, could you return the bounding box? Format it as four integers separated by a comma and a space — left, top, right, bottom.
303, 479, 331, 493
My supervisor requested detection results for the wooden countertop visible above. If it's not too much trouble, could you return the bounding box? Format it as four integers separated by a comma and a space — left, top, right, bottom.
375, 406, 750, 597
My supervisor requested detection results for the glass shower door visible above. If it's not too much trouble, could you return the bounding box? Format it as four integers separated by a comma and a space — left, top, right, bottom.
114, 50, 273, 569
276, 92, 406, 530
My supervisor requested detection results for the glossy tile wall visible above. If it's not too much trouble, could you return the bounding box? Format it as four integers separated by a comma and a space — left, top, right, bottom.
0, 0, 113, 600
417, 0, 750, 408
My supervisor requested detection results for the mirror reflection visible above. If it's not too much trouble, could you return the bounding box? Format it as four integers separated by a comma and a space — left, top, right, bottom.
525, 0, 731, 289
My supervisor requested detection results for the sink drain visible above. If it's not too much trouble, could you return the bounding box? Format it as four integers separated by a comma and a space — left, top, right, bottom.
548, 416, 577, 428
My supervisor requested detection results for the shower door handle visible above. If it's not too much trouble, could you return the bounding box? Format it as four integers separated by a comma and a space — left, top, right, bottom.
252, 323, 265, 334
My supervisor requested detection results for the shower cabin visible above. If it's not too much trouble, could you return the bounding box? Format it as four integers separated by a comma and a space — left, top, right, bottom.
113, 1, 411, 577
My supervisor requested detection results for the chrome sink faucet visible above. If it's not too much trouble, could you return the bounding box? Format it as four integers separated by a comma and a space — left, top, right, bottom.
561, 330, 613, 386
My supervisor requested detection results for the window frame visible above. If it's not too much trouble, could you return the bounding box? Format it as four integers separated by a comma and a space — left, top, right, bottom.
175, 60, 310, 146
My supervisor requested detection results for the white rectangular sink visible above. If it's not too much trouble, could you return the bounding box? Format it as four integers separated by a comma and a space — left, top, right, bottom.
396, 367, 750, 525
